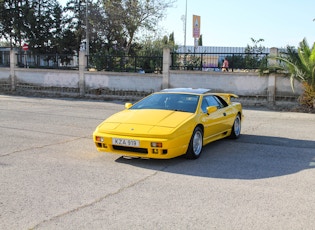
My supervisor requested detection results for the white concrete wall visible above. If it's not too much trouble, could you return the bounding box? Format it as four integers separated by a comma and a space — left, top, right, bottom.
85, 72, 162, 92
169, 71, 269, 95
0, 68, 10, 81
1, 67, 303, 99
276, 76, 303, 95
15, 69, 79, 88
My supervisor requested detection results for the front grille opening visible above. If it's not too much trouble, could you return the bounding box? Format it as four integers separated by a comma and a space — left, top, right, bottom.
113, 145, 148, 154
96, 143, 107, 148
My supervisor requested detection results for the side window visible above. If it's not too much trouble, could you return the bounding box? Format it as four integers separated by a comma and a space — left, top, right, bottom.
206, 96, 220, 107
201, 98, 209, 113
201, 96, 220, 113
215, 96, 229, 108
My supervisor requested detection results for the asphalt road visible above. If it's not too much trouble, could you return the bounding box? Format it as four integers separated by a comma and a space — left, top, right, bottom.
1, 95, 315, 230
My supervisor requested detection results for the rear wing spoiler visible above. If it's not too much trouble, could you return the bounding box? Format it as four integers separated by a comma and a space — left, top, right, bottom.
216, 93, 239, 104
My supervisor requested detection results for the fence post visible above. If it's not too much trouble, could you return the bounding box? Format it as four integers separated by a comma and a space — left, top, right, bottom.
269, 47, 278, 66
79, 51, 87, 96
10, 49, 17, 91
267, 47, 278, 105
267, 74, 276, 105
162, 48, 171, 89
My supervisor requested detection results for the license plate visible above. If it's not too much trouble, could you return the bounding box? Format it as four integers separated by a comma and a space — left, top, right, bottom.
112, 138, 140, 147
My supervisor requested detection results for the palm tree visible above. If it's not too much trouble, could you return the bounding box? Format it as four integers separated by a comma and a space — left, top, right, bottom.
269, 38, 315, 108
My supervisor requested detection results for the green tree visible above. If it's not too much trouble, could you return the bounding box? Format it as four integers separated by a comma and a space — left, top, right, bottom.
166, 32, 176, 51
269, 38, 315, 108
169, 32, 175, 47
87, 1, 112, 54
0, 0, 63, 53
198, 34, 202, 46
245, 38, 265, 53
63, 0, 87, 54
0, 0, 29, 48
244, 37, 266, 69
62, 0, 107, 56
101, 0, 175, 55
26, 0, 63, 54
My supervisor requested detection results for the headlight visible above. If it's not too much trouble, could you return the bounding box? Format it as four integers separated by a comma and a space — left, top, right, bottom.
151, 142, 162, 148
95, 136, 104, 142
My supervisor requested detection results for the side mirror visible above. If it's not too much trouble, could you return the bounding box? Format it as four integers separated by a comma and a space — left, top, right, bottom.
206, 106, 218, 114
125, 103, 133, 109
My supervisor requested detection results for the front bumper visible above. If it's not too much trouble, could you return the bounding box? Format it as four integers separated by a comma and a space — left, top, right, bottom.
93, 132, 190, 159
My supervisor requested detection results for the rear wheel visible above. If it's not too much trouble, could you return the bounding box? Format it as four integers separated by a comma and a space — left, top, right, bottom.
185, 127, 203, 159
230, 114, 241, 139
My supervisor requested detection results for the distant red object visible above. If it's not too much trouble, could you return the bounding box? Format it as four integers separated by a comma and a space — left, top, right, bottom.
22, 43, 29, 51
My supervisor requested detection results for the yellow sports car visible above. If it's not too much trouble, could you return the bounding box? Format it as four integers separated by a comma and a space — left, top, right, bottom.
93, 88, 243, 159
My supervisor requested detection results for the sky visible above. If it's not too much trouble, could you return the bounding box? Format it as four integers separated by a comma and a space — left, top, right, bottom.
59, 0, 315, 48
160, 0, 315, 48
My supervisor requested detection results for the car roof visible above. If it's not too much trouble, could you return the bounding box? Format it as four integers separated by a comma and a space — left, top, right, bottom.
160, 88, 211, 94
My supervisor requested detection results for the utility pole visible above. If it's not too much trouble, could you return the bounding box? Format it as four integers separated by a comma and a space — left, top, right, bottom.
184, 0, 187, 52
85, 0, 89, 55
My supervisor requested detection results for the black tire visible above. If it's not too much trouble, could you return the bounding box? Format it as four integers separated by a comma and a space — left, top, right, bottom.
229, 114, 241, 139
185, 126, 203, 159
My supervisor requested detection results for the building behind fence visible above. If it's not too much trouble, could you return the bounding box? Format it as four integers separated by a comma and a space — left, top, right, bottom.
0, 47, 10, 67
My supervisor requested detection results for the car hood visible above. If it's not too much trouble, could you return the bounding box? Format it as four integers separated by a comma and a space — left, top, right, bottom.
97, 109, 194, 136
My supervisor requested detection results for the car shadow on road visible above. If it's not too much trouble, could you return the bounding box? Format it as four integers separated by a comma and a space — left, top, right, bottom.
116, 134, 315, 180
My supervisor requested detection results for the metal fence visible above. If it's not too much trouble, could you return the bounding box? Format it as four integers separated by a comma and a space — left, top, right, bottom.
172, 46, 271, 72
2, 48, 270, 72
170, 52, 269, 72
87, 54, 163, 73
10, 52, 163, 73
16, 53, 79, 70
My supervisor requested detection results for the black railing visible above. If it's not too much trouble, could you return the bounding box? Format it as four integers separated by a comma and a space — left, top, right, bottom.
16, 53, 79, 70
87, 54, 163, 73
171, 52, 269, 72
9, 51, 269, 72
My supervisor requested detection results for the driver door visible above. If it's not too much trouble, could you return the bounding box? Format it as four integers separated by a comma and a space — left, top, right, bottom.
201, 96, 229, 141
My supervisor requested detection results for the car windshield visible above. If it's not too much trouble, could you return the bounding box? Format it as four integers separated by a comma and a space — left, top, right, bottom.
130, 93, 200, 113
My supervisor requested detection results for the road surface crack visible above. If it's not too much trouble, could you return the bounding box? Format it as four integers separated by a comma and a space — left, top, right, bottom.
30, 170, 160, 229
0, 136, 90, 157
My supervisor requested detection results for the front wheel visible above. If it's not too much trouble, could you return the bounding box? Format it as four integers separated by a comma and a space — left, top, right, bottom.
229, 114, 241, 139
185, 127, 203, 159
